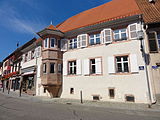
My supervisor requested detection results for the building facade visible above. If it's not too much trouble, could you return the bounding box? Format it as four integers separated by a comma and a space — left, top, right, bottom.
0, 0, 160, 104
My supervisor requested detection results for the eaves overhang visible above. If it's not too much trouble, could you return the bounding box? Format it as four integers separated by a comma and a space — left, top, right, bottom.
37, 29, 64, 38
64, 14, 141, 38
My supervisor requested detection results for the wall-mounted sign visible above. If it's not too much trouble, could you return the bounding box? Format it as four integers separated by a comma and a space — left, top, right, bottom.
139, 66, 145, 70
152, 66, 158, 69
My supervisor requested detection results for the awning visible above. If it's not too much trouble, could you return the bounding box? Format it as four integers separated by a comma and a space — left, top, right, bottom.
22, 71, 35, 76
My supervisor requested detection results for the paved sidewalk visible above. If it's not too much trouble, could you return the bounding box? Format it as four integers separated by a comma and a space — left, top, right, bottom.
0, 89, 160, 112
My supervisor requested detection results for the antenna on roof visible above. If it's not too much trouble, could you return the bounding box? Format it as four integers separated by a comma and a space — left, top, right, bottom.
16, 41, 19, 48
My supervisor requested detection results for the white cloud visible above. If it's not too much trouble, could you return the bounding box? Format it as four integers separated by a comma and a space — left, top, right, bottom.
0, 1, 46, 35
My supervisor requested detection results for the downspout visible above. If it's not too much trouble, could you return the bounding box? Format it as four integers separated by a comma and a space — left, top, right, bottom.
34, 42, 38, 96
139, 15, 154, 107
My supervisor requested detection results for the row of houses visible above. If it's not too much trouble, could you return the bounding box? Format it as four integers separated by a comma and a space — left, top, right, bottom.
0, 0, 160, 104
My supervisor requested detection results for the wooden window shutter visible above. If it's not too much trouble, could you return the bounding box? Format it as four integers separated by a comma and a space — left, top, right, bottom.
77, 35, 81, 48
103, 29, 112, 44
108, 56, 115, 74
130, 54, 139, 73
81, 34, 88, 47
76, 60, 82, 75
35, 48, 38, 58
128, 23, 140, 39
95, 58, 102, 74
28, 51, 31, 61
22, 54, 25, 63
61, 39, 68, 51
63, 61, 67, 75
100, 30, 105, 44
83, 59, 90, 75
37, 65, 40, 77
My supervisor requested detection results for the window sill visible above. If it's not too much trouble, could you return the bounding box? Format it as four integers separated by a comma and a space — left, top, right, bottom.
112, 72, 131, 75
89, 74, 103, 76
66, 74, 77, 77
112, 40, 131, 44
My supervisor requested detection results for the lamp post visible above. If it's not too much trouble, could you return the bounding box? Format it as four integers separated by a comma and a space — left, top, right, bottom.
137, 30, 152, 108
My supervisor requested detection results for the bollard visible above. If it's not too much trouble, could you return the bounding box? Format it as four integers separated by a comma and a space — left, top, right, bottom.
80, 91, 83, 104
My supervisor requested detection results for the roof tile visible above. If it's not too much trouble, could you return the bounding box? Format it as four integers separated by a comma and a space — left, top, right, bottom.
57, 0, 141, 32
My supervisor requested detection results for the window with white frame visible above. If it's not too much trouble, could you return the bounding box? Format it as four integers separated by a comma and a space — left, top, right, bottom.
25, 53, 28, 62
69, 38, 77, 49
129, 23, 138, 39
50, 38, 56, 48
44, 38, 49, 48
37, 47, 41, 57
157, 32, 160, 49
58, 64, 62, 73
89, 33, 100, 45
68, 61, 76, 75
31, 50, 35, 59
113, 29, 127, 41
116, 56, 129, 73
43, 63, 47, 73
90, 59, 96, 74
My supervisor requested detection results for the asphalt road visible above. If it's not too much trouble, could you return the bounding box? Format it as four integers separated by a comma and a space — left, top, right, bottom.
0, 93, 160, 120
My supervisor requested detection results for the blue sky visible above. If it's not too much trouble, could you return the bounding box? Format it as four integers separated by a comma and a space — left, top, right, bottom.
0, 0, 111, 61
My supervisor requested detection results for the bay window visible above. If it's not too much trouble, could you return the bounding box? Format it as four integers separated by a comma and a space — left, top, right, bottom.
116, 56, 129, 73
68, 61, 76, 75
113, 29, 127, 41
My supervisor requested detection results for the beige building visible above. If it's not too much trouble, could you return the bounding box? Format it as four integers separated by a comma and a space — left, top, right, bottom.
57, 0, 160, 104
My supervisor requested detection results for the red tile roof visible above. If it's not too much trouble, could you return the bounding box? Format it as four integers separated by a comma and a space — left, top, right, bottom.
47, 24, 59, 31
57, 0, 141, 32
135, 0, 160, 24
36, 38, 43, 43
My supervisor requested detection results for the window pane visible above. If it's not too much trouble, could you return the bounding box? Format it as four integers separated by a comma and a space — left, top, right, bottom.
90, 35, 94, 39
96, 38, 100, 44
121, 33, 127, 40
74, 38, 77, 48
43, 63, 46, 73
114, 30, 119, 33
124, 63, 129, 72
50, 63, 55, 73
157, 33, 160, 48
130, 25, 136, 31
51, 38, 55, 47
123, 56, 128, 61
121, 29, 126, 32
90, 39, 94, 45
116, 57, 121, 62
45, 39, 48, 48
117, 63, 122, 72
114, 34, 120, 40
91, 65, 96, 74
96, 34, 100, 37
131, 31, 137, 38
